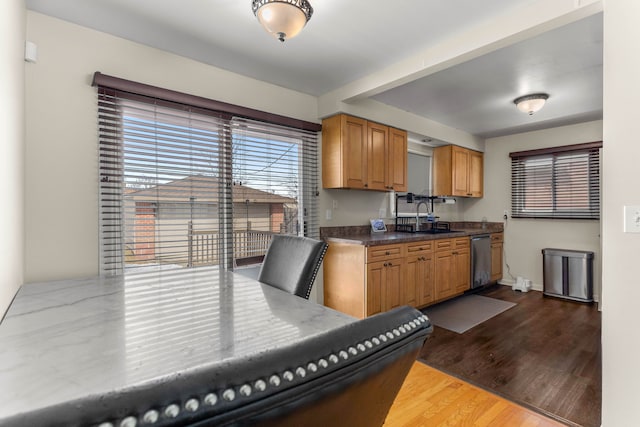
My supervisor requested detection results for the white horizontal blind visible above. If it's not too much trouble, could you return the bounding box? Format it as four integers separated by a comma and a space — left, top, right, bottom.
98, 89, 232, 274
510, 143, 601, 219
231, 118, 319, 265
97, 86, 319, 275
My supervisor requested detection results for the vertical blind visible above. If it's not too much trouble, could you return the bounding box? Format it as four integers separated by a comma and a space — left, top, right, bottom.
510, 142, 602, 219
96, 78, 319, 275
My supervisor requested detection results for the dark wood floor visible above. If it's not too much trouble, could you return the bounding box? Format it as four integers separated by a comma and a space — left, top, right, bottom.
419, 285, 601, 427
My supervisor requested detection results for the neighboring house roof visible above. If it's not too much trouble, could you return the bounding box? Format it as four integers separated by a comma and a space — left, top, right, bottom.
126, 175, 296, 204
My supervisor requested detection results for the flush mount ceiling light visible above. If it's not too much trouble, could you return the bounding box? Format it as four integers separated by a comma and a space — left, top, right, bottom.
252, 0, 314, 43
513, 93, 549, 115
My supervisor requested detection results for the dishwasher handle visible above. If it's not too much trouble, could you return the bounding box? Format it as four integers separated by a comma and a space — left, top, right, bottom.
471, 234, 491, 240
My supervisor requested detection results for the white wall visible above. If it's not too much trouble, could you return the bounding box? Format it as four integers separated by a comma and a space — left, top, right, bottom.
0, 0, 26, 316
465, 121, 603, 298
602, 1, 640, 424
24, 12, 319, 283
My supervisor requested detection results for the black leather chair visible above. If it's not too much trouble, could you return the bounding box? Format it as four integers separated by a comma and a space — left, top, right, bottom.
257, 234, 328, 299
9, 306, 432, 427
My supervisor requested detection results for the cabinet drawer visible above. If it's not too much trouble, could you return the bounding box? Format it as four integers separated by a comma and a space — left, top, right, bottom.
453, 237, 470, 249
406, 241, 433, 255
491, 233, 504, 243
366, 244, 404, 262
435, 239, 452, 252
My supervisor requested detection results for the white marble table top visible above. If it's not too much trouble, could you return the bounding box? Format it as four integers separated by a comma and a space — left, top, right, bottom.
0, 266, 355, 422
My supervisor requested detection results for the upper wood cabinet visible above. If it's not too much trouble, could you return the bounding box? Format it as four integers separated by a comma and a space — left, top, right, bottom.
433, 145, 484, 197
367, 121, 388, 191
322, 114, 407, 191
388, 127, 408, 191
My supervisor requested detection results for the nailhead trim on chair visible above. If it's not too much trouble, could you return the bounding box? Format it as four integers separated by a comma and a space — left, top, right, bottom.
95, 313, 430, 427
304, 242, 329, 299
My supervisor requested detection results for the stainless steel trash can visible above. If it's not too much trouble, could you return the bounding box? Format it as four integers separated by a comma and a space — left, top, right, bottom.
542, 248, 594, 303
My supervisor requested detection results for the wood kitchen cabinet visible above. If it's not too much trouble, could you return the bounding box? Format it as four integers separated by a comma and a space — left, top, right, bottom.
322, 114, 407, 192
453, 239, 471, 293
323, 235, 471, 318
324, 240, 434, 318
324, 242, 405, 318
405, 241, 434, 307
491, 232, 504, 282
322, 114, 367, 189
366, 121, 388, 191
365, 243, 405, 316
434, 248, 454, 300
366, 259, 403, 316
433, 145, 484, 197
387, 127, 408, 191
434, 237, 470, 301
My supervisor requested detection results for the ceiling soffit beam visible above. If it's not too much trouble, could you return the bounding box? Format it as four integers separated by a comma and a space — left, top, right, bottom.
318, 0, 603, 116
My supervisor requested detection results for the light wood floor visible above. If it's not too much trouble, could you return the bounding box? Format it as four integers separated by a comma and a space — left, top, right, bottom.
385, 362, 565, 427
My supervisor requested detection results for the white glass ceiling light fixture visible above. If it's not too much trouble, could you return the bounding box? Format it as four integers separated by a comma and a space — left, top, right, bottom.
252, 0, 314, 42
513, 93, 549, 115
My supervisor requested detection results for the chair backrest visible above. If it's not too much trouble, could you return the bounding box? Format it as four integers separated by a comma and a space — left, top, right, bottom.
13, 306, 432, 427
258, 235, 328, 299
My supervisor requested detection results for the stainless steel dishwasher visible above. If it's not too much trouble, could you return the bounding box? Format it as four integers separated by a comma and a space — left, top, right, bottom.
471, 235, 491, 289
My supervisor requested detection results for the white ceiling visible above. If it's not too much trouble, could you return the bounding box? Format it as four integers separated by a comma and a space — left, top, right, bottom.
25, 0, 603, 140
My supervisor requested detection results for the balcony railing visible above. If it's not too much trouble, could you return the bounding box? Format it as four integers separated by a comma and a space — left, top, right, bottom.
188, 224, 276, 267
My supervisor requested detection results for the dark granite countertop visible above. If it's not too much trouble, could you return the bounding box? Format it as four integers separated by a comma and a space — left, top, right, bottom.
321, 222, 504, 246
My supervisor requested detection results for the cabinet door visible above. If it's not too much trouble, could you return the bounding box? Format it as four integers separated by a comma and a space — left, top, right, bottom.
383, 260, 404, 311
451, 146, 470, 196
405, 256, 421, 307
415, 253, 435, 306
388, 128, 408, 191
367, 122, 388, 191
343, 115, 368, 189
453, 248, 470, 293
491, 242, 503, 282
366, 261, 385, 316
469, 150, 484, 197
434, 251, 454, 300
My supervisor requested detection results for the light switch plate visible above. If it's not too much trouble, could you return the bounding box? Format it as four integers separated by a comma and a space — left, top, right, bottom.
624, 205, 640, 233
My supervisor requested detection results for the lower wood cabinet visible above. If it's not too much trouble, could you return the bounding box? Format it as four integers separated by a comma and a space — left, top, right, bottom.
434, 250, 454, 300
491, 232, 504, 282
433, 237, 470, 301
453, 241, 471, 293
323, 237, 469, 318
366, 258, 403, 316
406, 241, 434, 307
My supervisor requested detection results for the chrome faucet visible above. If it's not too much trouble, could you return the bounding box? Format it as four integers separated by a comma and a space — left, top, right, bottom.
415, 200, 430, 231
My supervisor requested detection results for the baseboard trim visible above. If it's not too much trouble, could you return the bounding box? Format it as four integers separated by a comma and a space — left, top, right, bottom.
497, 278, 599, 303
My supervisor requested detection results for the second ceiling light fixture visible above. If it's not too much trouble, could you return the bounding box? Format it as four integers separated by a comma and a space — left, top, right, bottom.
513, 93, 550, 115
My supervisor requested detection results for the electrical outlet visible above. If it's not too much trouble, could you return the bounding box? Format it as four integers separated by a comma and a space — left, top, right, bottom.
624, 205, 640, 233
325, 209, 332, 221
332, 199, 338, 210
